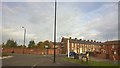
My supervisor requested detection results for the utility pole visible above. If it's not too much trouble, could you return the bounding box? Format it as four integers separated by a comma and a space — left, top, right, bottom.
53, 0, 57, 63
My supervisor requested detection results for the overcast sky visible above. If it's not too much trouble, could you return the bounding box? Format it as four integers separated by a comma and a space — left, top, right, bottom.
1, 1, 118, 45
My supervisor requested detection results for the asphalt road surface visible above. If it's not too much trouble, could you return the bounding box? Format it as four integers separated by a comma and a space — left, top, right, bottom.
2, 53, 80, 66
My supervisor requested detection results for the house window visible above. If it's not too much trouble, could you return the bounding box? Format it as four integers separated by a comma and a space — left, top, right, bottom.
82, 44, 84, 47
80, 44, 81, 48
86, 45, 87, 47
85, 44, 86, 48
74, 43, 76, 50
72, 48, 73, 50
112, 45, 114, 48
72, 43, 74, 47
114, 51, 117, 54
88, 45, 90, 48
103, 50, 106, 53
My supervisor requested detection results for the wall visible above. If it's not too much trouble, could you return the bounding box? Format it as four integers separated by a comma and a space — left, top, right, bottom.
2, 48, 59, 55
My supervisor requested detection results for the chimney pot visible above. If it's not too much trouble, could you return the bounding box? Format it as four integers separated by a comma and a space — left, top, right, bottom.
94, 40, 96, 42
75, 38, 77, 40
87, 40, 89, 42
91, 40, 93, 42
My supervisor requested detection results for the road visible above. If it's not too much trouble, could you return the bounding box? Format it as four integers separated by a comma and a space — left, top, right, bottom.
2, 53, 80, 66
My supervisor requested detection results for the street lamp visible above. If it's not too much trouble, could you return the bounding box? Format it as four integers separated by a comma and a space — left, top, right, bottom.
45, 45, 49, 55
53, 0, 57, 63
22, 26, 26, 54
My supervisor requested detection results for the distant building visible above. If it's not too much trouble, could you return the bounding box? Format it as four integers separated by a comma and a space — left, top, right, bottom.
49, 41, 64, 54
61, 37, 102, 54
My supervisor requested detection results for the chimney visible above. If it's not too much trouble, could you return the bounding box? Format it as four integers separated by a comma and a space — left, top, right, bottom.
91, 40, 93, 42
75, 38, 77, 40
69, 37, 71, 39
94, 40, 96, 42
87, 40, 89, 42
79, 39, 82, 41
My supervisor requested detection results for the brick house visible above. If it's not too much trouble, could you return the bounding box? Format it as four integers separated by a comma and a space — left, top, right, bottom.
102, 40, 120, 61
61, 37, 102, 54
94, 40, 120, 61
49, 41, 63, 54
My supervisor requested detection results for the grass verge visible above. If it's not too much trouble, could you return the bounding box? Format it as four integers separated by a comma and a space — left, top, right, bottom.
63, 57, 118, 66
2, 52, 9, 57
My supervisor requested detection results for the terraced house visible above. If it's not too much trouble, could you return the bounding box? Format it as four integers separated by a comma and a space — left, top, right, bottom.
61, 37, 103, 54
102, 40, 120, 61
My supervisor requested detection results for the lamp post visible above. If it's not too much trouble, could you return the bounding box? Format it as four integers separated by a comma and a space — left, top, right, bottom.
22, 26, 26, 54
45, 45, 49, 55
53, 0, 57, 63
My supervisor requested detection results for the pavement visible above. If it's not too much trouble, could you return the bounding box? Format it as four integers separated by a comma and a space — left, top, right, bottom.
2, 53, 80, 66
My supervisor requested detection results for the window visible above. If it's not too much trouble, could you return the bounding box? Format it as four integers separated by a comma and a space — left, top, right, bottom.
75, 43, 76, 49
114, 51, 117, 54
72, 43, 74, 47
112, 45, 114, 48
72, 48, 73, 50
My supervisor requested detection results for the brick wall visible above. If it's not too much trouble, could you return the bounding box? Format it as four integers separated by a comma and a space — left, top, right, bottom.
95, 53, 106, 59
2, 48, 59, 55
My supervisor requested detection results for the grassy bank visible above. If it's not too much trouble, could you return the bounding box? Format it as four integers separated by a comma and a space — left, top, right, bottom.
63, 57, 118, 66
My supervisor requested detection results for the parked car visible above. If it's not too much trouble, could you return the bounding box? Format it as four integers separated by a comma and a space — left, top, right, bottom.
66, 52, 79, 59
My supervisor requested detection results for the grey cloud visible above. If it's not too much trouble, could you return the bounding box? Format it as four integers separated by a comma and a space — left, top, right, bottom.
2, 2, 118, 45
83, 5, 118, 41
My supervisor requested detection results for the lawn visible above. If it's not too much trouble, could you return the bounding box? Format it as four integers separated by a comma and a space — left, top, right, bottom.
63, 57, 119, 66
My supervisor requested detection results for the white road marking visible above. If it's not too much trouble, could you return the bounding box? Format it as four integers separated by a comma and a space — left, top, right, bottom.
31, 64, 36, 68
1, 56, 13, 59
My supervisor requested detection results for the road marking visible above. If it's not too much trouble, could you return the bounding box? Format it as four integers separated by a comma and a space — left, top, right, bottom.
1, 56, 13, 59
31, 62, 40, 68
33, 64, 36, 66
31, 64, 36, 68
